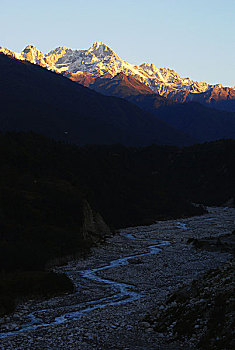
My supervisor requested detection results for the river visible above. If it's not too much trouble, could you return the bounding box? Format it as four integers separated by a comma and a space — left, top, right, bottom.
0, 207, 234, 349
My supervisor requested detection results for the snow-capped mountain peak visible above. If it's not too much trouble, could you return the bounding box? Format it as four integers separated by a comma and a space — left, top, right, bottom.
46, 46, 68, 55
1, 41, 234, 99
22, 45, 46, 65
87, 41, 118, 59
90, 41, 106, 51
45, 46, 70, 67
140, 63, 167, 83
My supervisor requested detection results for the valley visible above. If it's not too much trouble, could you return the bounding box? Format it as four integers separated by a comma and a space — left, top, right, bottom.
0, 207, 234, 349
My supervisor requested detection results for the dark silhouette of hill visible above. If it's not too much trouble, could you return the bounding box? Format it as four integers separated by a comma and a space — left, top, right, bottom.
0, 53, 194, 147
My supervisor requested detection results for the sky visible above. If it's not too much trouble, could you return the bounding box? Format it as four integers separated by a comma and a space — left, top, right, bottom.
1, 0, 234, 86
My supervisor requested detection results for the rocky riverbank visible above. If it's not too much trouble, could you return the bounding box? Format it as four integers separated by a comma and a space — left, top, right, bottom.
0, 207, 234, 349
144, 258, 234, 350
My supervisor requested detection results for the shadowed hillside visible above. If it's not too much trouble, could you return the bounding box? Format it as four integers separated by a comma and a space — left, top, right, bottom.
70, 72, 235, 142
0, 53, 194, 147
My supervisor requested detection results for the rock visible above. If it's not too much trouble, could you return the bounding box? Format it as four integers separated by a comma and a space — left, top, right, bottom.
169, 302, 177, 308
146, 327, 154, 332
157, 333, 164, 338
110, 324, 117, 328
140, 321, 151, 328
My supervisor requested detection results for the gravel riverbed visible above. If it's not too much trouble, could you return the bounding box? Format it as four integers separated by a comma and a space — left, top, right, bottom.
0, 207, 234, 350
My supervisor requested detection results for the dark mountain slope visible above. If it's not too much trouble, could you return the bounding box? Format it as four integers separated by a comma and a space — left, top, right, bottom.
0, 54, 194, 146
68, 71, 235, 142
150, 85, 235, 112
69, 71, 235, 112
128, 95, 235, 142
155, 102, 235, 142
189, 86, 235, 112
127, 93, 173, 111
70, 71, 172, 107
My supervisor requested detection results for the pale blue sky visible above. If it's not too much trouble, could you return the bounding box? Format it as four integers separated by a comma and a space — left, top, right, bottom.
1, 0, 234, 86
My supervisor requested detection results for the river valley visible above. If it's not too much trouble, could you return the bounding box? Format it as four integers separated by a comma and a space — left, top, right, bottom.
0, 207, 234, 349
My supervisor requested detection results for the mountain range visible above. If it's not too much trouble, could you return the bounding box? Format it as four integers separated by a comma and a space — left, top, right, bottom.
0, 42, 235, 144
1, 41, 235, 112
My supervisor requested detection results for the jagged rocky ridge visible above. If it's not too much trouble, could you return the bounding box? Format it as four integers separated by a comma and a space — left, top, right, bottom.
1, 42, 234, 111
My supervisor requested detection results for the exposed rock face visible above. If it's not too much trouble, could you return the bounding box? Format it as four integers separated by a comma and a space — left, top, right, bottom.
68, 71, 98, 87
189, 86, 235, 112
21, 45, 47, 66
45, 46, 68, 67
82, 201, 111, 243
69, 71, 154, 98
1, 42, 234, 111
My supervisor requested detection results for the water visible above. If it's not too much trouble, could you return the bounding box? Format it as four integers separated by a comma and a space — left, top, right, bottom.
176, 222, 189, 230
0, 233, 169, 339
